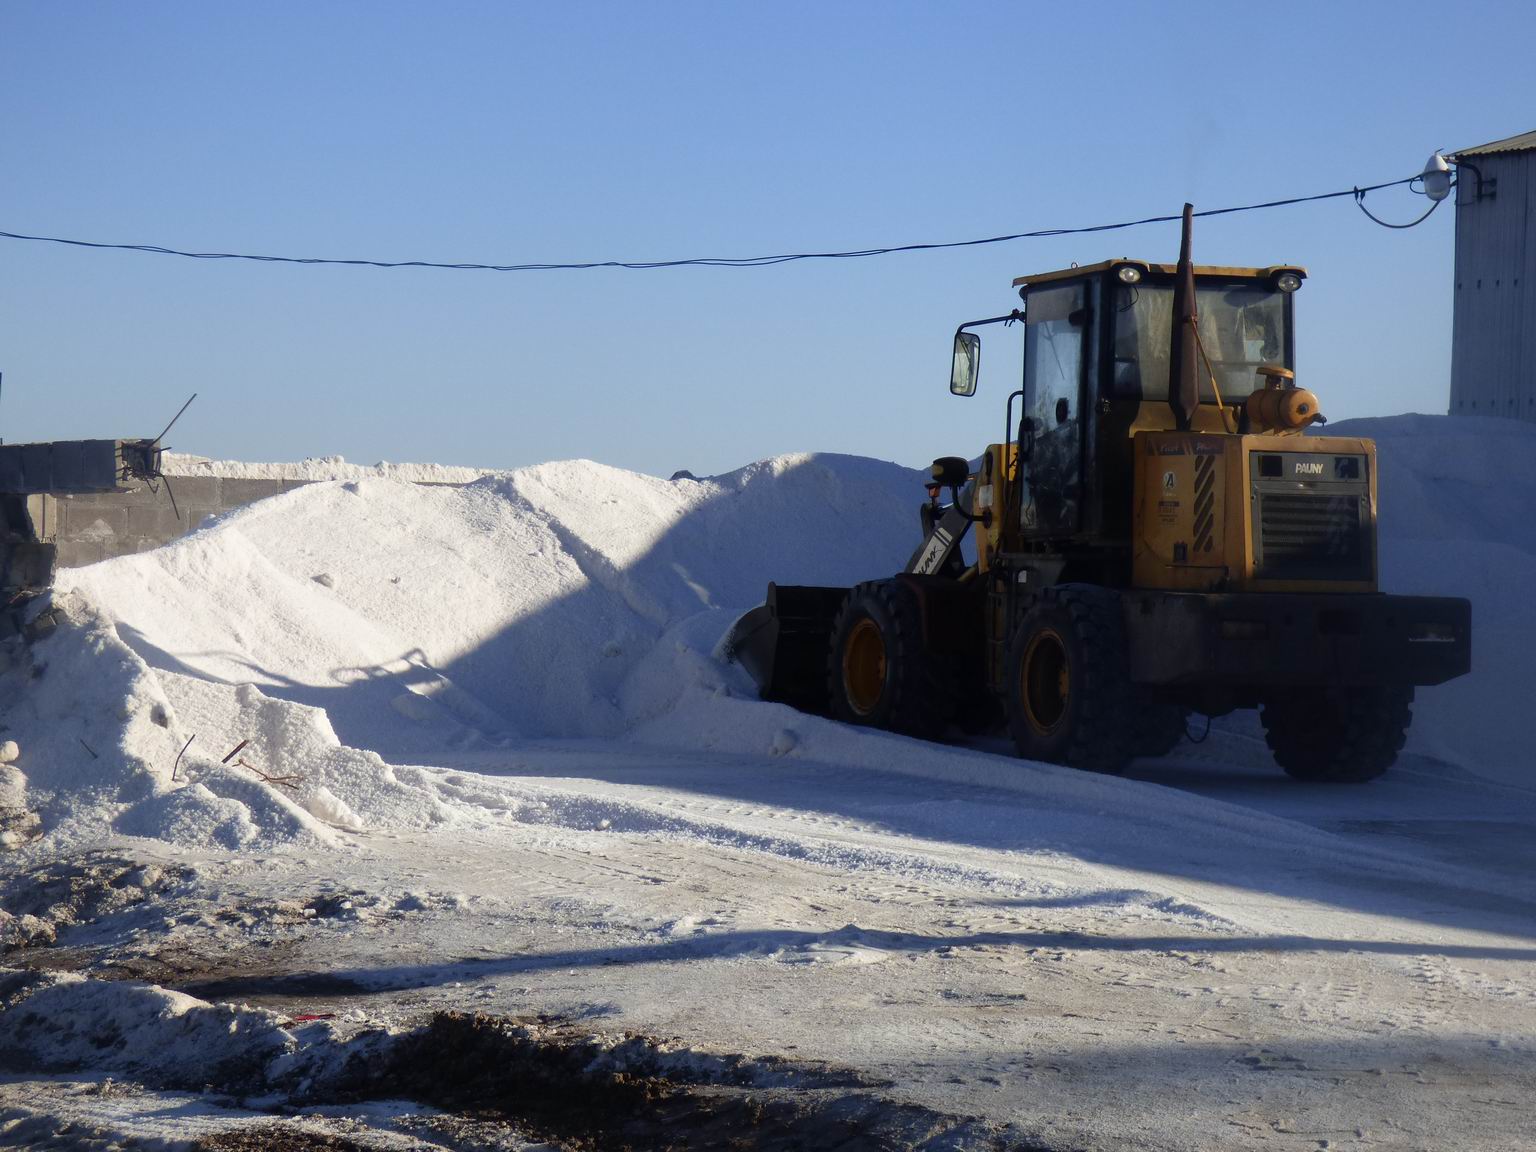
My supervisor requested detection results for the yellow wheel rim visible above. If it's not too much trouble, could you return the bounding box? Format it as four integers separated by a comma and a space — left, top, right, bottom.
842, 617, 887, 717
1021, 627, 1069, 735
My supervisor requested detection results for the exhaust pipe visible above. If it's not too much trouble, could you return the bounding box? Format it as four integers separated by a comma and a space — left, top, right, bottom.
1168, 203, 1199, 432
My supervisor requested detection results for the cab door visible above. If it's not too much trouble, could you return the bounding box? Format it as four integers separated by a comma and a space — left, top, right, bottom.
1020, 281, 1089, 536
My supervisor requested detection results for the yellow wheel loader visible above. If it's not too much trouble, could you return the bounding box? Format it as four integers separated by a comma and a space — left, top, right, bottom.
732, 206, 1470, 781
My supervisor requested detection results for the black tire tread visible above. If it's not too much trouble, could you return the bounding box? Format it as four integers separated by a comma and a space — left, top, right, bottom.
1005, 585, 1134, 774
1261, 686, 1412, 783
827, 580, 951, 739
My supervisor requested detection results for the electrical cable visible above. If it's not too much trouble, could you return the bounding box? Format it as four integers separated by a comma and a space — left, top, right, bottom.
0, 174, 1428, 275
1354, 186, 1442, 229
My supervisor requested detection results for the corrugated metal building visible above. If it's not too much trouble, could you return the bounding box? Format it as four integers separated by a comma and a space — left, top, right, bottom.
1449, 129, 1536, 421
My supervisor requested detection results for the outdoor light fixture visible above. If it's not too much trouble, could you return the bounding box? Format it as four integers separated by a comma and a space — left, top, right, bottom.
1273, 271, 1303, 293
1421, 152, 1453, 202
1115, 263, 1142, 284
1417, 150, 1495, 204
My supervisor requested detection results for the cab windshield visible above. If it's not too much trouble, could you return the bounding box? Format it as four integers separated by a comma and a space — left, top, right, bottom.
1111, 279, 1291, 402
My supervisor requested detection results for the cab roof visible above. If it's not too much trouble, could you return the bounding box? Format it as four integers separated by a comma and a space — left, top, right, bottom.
1011, 260, 1306, 289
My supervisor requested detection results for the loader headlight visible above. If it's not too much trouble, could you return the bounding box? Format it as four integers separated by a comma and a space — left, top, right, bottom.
1115, 264, 1143, 284
1273, 271, 1303, 293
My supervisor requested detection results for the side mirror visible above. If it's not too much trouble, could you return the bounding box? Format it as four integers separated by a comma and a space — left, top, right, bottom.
950, 331, 980, 396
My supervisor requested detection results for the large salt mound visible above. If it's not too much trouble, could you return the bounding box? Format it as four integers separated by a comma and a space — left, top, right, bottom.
16, 453, 920, 848
71, 453, 921, 748
5, 417, 1523, 852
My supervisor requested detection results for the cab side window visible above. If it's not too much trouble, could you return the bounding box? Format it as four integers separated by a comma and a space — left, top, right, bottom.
1025, 284, 1086, 432
1022, 283, 1087, 534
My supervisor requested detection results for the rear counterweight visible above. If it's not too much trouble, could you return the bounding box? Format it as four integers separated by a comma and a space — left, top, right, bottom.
1122, 590, 1471, 689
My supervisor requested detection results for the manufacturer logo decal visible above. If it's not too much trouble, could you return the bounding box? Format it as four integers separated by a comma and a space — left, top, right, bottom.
1162, 471, 1176, 492
1294, 461, 1324, 476
913, 527, 953, 575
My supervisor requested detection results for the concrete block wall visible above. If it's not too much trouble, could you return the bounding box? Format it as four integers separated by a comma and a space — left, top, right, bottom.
41, 477, 312, 568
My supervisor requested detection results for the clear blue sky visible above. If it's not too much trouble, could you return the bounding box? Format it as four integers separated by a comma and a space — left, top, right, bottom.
2, 2, 1532, 477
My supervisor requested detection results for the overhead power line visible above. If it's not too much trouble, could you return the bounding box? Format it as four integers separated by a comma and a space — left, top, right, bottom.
0, 175, 1427, 274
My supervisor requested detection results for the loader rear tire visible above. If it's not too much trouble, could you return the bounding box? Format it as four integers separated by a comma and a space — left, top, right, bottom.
1260, 685, 1412, 783
827, 581, 949, 740
1004, 586, 1134, 774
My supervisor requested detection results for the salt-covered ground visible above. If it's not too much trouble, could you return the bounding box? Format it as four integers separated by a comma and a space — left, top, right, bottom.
0, 416, 1532, 1150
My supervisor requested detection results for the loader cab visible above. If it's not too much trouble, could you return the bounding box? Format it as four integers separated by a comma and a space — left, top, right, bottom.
1002, 261, 1302, 551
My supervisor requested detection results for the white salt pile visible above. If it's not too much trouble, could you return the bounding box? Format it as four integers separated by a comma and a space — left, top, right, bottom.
10, 453, 919, 850
0, 417, 1523, 853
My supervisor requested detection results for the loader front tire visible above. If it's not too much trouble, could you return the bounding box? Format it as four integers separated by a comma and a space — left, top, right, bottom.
1004, 586, 1134, 774
827, 581, 949, 740
1260, 686, 1412, 783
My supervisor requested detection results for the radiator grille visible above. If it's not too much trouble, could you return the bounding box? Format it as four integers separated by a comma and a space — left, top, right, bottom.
1255, 491, 1370, 580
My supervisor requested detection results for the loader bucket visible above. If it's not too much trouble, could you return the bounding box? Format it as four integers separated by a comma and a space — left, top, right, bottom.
727, 582, 849, 713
